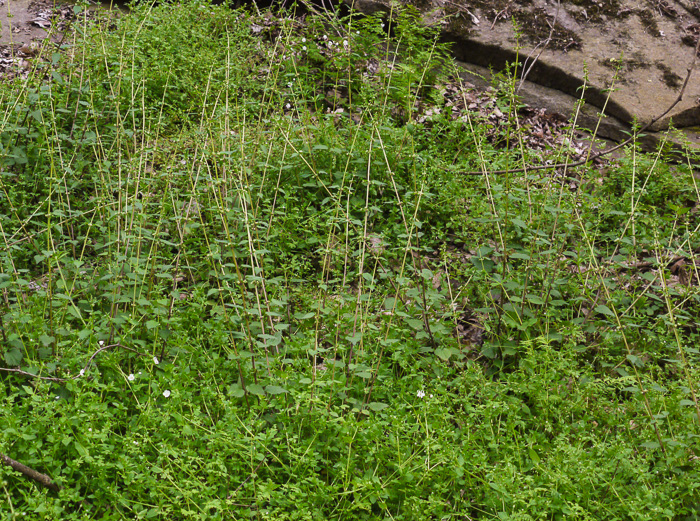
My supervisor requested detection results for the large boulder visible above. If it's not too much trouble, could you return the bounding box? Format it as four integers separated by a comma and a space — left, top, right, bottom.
342, 0, 700, 150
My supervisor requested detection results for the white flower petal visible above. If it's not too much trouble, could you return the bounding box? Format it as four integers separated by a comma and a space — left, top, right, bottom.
163, 390, 171, 398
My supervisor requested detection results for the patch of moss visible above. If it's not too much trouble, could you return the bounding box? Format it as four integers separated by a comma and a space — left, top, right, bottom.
682, 34, 696, 46
445, 1, 585, 50
400, 0, 435, 10
597, 53, 649, 85
637, 8, 660, 35
565, 0, 622, 23
627, 52, 651, 70
462, 0, 520, 12
512, 7, 581, 51
445, 12, 475, 38
681, 24, 699, 48
569, 5, 631, 25
656, 62, 682, 89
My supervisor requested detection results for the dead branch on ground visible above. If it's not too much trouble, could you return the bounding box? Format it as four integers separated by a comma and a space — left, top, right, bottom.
1, 452, 62, 492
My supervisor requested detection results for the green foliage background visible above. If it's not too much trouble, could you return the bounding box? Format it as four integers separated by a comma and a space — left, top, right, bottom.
1, 1, 700, 519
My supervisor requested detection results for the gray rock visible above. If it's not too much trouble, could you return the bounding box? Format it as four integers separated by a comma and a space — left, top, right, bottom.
342, 0, 700, 150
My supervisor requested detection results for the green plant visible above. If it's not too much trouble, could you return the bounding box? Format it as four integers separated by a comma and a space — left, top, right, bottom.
1, 1, 700, 519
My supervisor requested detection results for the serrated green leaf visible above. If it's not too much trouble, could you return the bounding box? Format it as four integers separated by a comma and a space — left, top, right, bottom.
74, 441, 88, 457
526, 294, 545, 305
265, 385, 288, 395
510, 252, 530, 260
528, 448, 540, 464
434, 347, 453, 361
246, 384, 265, 396
595, 305, 614, 316
66, 306, 83, 320
228, 385, 245, 398
470, 257, 494, 272
405, 318, 424, 330
347, 332, 362, 345
4, 348, 23, 366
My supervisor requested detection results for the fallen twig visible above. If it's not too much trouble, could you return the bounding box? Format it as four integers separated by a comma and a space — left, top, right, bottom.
0, 343, 154, 383
0, 452, 62, 492
0, 368, 66, 382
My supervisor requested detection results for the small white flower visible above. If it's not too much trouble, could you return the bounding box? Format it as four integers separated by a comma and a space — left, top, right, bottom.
55, 396, 59, 400
323, 35, 328, 40
138, 371, 142, 375
381, 23, 385, 28
343, 40, 348, 48
430, 394, 434, 398
285, 103, 291, 109
79, 369, 85, 377
88, 428, 92, 432
153, 357, 159, 365
302, 45, 307, 51
417, 390, 425, 398
98, 340, 104, 346
128, 374, 135, 381
301, 37, 306, 43
163, 390, 171, 398
133, 441, 138, 445
356, 30, 360, 35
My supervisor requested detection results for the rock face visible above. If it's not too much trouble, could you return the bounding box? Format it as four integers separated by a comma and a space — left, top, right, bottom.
343, 0, 700, 150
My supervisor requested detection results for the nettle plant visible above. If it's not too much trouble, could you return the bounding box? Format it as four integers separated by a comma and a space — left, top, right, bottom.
2, 0, 700, 519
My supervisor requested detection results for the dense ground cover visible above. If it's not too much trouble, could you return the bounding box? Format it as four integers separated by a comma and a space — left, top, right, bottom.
1, 1, 700, 519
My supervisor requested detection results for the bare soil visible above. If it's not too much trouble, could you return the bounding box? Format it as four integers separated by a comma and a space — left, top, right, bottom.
0, 0, 79, 79
0, 0, 73, 45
